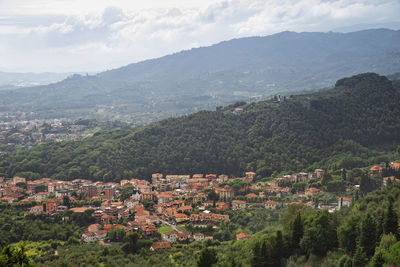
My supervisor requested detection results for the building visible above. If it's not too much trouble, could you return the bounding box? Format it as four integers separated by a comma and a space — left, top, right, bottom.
177, 232, 189, 243
370, 165, 383, 176
163, 232, 177, 243
29, 205, 44, 214
173, 213, 188, 223
193, 233, 205, 242
12, 177, 26, 185
264, 200, 279, 209
217, 186, 234, 200
245, 172, 256, 182
85, 185, 98, 198
390, 162, 400, 171
236, 233, 251, 240
104, 186, 115, 200
315, 169, 325, 178
232, 200, 246, 210
338, 197, 352, 208
45, 198, 59, 214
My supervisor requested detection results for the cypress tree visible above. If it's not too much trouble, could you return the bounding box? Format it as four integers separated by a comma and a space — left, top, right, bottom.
291, 213, 303, 250
359, 213, 377, 257
383, 199, 398, 237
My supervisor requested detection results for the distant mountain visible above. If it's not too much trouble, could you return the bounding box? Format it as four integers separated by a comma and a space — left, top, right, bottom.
2, 73, 399, 181
0, 29, 399, 123
0, 71, 75, 89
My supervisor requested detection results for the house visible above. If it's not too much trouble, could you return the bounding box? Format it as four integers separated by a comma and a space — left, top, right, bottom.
178, 205, 193, 213
12, 177, 26, 185
217, 186, 234, 200
236, 233, 251, 240
157, 192, 173, 204
383, 176, 399, 187
390, 162, 400, 171
264, 200, 279, 209
163, 232, 177, 243
245, 193, 258, 201
370, 165, 383, 176
216, 202, 229, 212
143, 227, 158, 237
45, 198, 59, 214
34, 192, 49, 201
245, 172, 256, 182
88, 224, 101, 233
315, 169, 325, 178
177, 232, 189, 242
124, 199, 139, 209
338, 197, 352, 208
150, 241, 171, 251
29, 205, 44, 214
173, 213, 188, 223
193, 233, 205, 242
82, 230, 107, 243
305, 188, 321, 197
232, 200, 246, 210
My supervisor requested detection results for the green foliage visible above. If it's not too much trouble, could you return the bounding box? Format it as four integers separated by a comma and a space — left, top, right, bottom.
0, 243, 35, 267
359, 213, 377, 257
197, 247, 218, 267
300, 210, 337, 256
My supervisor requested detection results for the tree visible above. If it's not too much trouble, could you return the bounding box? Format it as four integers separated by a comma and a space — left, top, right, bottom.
352, 244, 368, 267
383, 199, 398, 237
208, 190, 219, 207
273, 231, 284, 265
197, 247, 218, 267
0, 244, 35, 267
62, 196, 71, 208
291, 213, 303, 250
341, 168, 347, 181
300, 210, 337, 256
35, 184, 46, 193
122, 232, 139, 254
359, 213, 377, 257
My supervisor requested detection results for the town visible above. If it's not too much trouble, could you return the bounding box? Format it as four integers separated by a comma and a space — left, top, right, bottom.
1, 161, 399, 252
0, 118, 129, 156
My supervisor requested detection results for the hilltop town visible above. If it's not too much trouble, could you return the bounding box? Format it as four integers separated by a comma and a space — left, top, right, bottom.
1, 161, 399, 251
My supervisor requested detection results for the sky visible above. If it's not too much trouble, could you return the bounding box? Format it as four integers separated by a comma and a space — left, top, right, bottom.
0, 0, 399, 73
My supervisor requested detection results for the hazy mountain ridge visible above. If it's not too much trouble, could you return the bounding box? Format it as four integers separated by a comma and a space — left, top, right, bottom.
0, 29, 399, 122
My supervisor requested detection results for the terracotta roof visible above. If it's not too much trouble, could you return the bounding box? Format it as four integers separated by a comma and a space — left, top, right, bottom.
70, 207, 89, 213
151, 241, 171, 250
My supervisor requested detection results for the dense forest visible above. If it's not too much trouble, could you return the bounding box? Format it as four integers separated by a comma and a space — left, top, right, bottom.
0, 73, 399, 181
1, 181, 399, 266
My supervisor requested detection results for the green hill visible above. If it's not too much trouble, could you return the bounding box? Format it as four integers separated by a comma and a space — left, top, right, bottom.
1, 73, 400, 181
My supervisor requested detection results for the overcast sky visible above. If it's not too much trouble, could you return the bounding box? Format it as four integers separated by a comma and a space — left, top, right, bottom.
0, 0, 399, 73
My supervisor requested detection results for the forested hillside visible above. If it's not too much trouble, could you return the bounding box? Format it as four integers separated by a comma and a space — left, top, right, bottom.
0, 73, 399, 181
0, 29, 399, 122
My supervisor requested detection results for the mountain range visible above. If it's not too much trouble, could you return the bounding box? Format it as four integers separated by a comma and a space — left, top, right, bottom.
0, 29, 399, 123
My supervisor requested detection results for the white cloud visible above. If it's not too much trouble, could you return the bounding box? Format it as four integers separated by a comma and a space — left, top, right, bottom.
0, 0, 399, 72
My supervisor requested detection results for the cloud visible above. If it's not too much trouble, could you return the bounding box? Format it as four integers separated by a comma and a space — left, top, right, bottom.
0, 0, 399, 72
